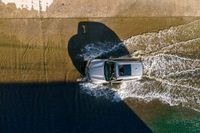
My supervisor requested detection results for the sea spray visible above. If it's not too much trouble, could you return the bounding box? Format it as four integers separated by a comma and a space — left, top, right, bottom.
79, 20, 200, 112
79, 42, 124, 60
124, 19, 200, 56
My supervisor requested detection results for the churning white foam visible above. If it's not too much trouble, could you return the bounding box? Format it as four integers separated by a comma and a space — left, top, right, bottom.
124, 19, 200, 56
79, 20, 200, 112
79, 42, 124, 60
79, 54, 200, 111
142, 54, 200, 78
79, 82, 121, 102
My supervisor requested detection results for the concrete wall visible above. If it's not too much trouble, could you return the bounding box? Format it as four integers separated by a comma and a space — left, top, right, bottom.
0, 0, 200, 18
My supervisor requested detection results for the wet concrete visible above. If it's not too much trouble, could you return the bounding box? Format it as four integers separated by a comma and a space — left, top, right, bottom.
0, 17, 198, 82
1, 16, 200, 132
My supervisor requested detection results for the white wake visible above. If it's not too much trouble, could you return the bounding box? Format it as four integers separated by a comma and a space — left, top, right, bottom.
79, 20, 200, 112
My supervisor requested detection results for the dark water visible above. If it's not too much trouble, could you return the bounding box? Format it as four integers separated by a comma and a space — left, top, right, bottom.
0, 82, 151, 133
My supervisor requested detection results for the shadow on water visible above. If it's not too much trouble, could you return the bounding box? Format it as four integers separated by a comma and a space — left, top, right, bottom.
68, 21, 129, 75
0, 82, 152, 133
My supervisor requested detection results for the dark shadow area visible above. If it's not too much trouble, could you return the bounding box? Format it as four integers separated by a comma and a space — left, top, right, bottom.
0, 82, 152, 133
68, 21, 129, 75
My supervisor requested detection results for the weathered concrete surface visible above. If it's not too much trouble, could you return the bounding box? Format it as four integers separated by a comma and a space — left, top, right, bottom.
46, 0, 200, 17
0, 17, 198, 82
0, 0, 200, 82
0, 0, 200, 18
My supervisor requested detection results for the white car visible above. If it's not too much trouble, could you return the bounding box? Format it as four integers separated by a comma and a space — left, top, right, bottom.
85, 58, 143, 84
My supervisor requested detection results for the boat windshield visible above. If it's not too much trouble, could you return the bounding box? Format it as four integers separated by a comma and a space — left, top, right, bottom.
118, 64, 131, 76
104, 61, 116, 81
